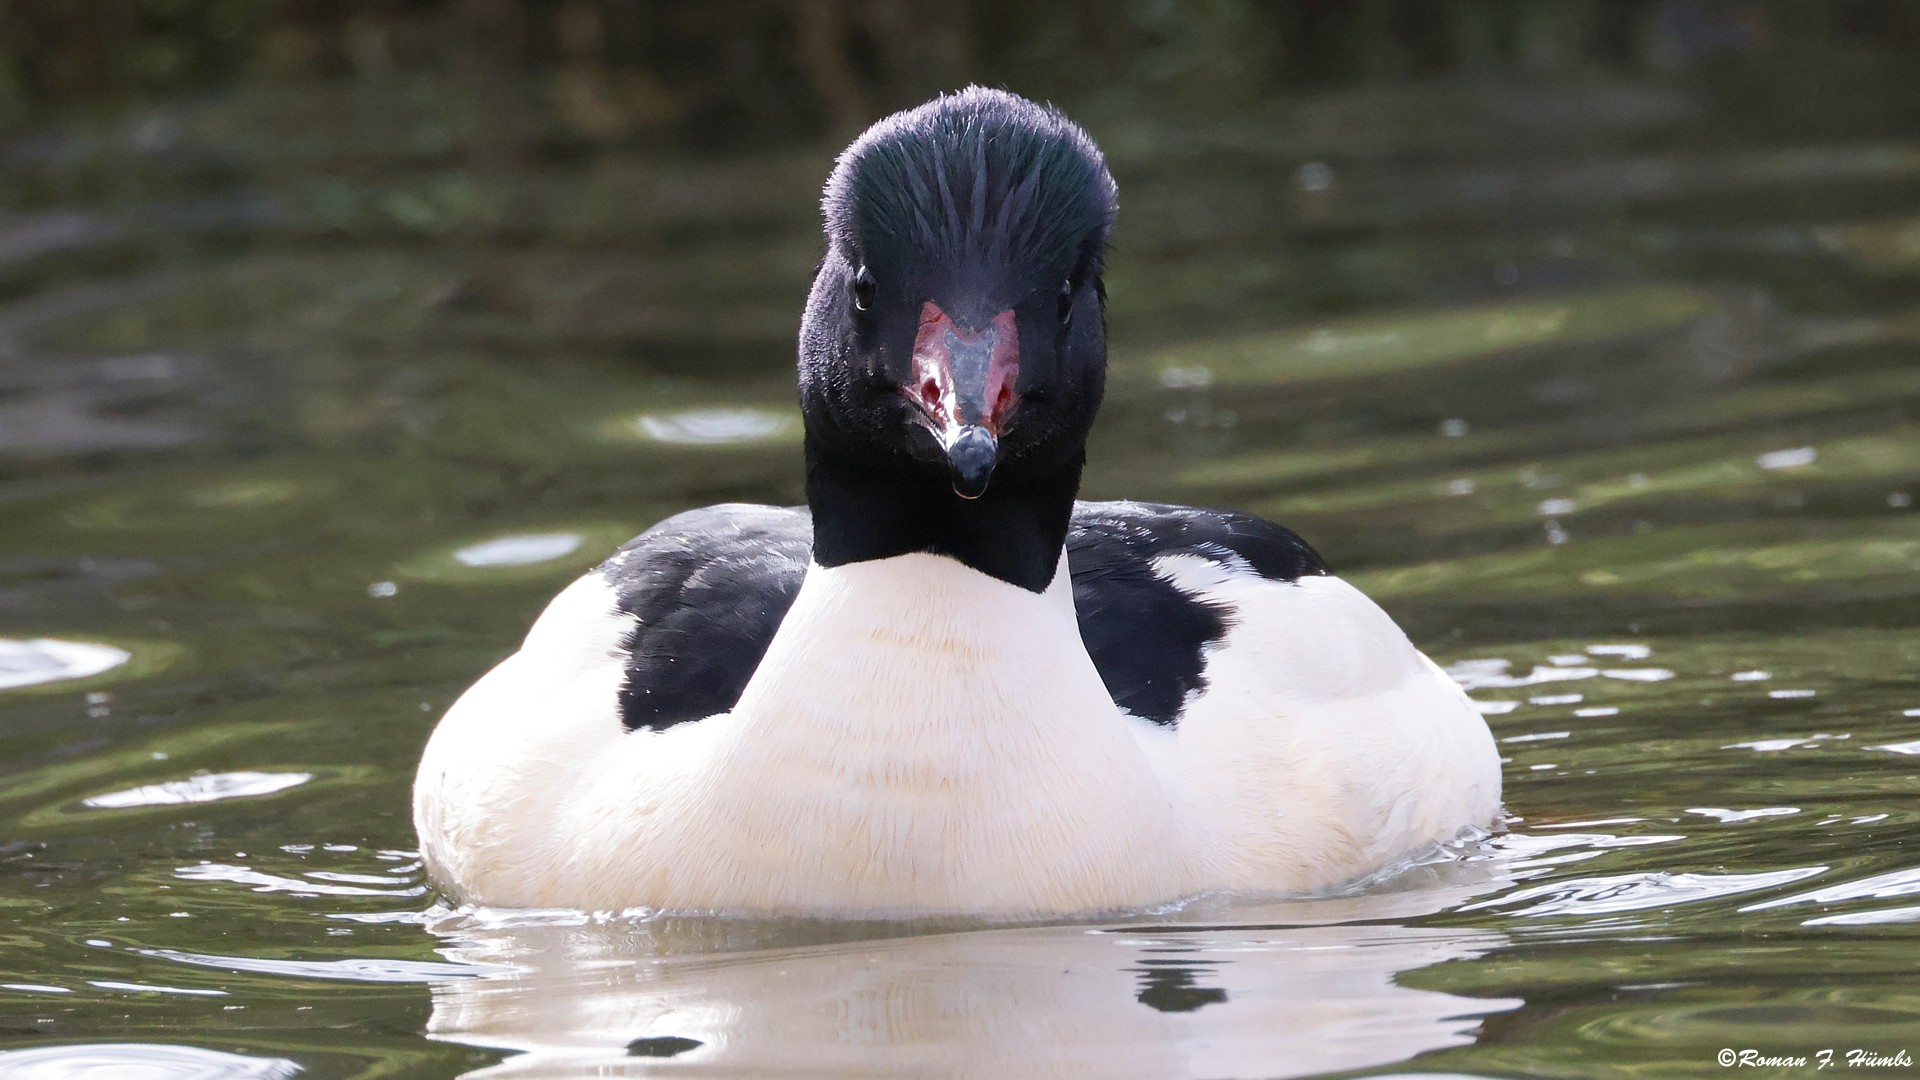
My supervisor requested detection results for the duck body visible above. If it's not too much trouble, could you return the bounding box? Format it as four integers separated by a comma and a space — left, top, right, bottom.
413, 88, 1502, 917
415, 502, 1498, 915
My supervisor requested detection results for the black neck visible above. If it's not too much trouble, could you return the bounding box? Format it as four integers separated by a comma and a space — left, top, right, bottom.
805, 435, 1082, 594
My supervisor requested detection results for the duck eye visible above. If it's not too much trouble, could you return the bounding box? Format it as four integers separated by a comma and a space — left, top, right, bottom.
1057, 278, 1075, 326
851, 265, 876, 313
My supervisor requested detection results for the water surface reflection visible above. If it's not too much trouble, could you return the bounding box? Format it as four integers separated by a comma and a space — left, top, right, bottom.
423, 883, 1518, 1078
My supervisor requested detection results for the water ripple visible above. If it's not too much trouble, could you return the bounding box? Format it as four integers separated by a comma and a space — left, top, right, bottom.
1446, 658, 1599, 690
1464, 867, 1826, 916
83, 772, 312, 809
0, 1044, 301, 1078
0, 638, 130, 691
1741, 866, 1920, 911
453, 533, 583, 568
632, 407, 792, 445
139, 946, 502, 983
88, 979, 227, 996
1601, 667, 1675, 682
1687, 807, 1801, 823
1725, 733, 1848, 752
174, 862, 427, 899
1804, 905, 1920, 927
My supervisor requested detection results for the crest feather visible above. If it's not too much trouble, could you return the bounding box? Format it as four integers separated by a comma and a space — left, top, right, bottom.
822, 87, 1117, 288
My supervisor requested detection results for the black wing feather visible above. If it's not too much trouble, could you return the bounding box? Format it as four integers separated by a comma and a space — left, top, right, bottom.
602, 504, 810, 732
1068, 501, 1328, 726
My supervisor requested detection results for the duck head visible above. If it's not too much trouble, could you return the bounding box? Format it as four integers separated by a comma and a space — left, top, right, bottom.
798, 87, 1117, 591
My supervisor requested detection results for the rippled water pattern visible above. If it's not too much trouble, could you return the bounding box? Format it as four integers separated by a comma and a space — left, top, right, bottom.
1, 63, 1918, 1079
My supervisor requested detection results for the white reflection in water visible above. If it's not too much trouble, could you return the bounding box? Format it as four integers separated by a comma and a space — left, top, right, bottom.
1530, 693, 1582, 705
139, 946, 499, 983
635, 408, 790, 445
420, 888, 1519, 1079
1461, 866, 1825, 917
1805, 905, 1920, 927
88, 980, 226, 997
1756, 446, 1818, 469
1492, 831, 1682, 877
1686, 807, 1800, 823
1741, 866, 1920, 912
1725, 733, 1846, 752
1444, 658, 1599, 690
1585, 644, 1652, 659
1601, 667, 1675, 682
454, 533, 583, 568
0, 1043, 301, 1078
0, 638, 130, 691
173, 862, 426, 899
84, 771, 312, 809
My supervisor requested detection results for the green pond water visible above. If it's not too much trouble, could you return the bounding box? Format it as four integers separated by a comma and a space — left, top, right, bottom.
1, 72, 1918, 1079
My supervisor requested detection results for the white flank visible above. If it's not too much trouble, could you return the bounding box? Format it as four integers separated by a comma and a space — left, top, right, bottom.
1145, 557, 1502, 894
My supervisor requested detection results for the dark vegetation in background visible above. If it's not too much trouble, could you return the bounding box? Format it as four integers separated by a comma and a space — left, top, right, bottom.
3, 0, 1919, 145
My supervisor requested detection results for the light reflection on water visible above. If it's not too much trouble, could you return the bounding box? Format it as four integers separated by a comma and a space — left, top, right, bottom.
82, 772, 314, 810
419, 906, 1519, 1079
0, 638, 130, 691
0, 1043, 303, 1079
627, 407, 795, 446
452, 533, 583, 569
1461, 867, 1827, 918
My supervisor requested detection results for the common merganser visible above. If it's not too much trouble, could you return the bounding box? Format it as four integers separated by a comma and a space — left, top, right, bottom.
413, 87, 1501, 917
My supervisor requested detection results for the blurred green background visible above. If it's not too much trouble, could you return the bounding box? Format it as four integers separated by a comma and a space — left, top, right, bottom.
5, 1, 1919, 143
